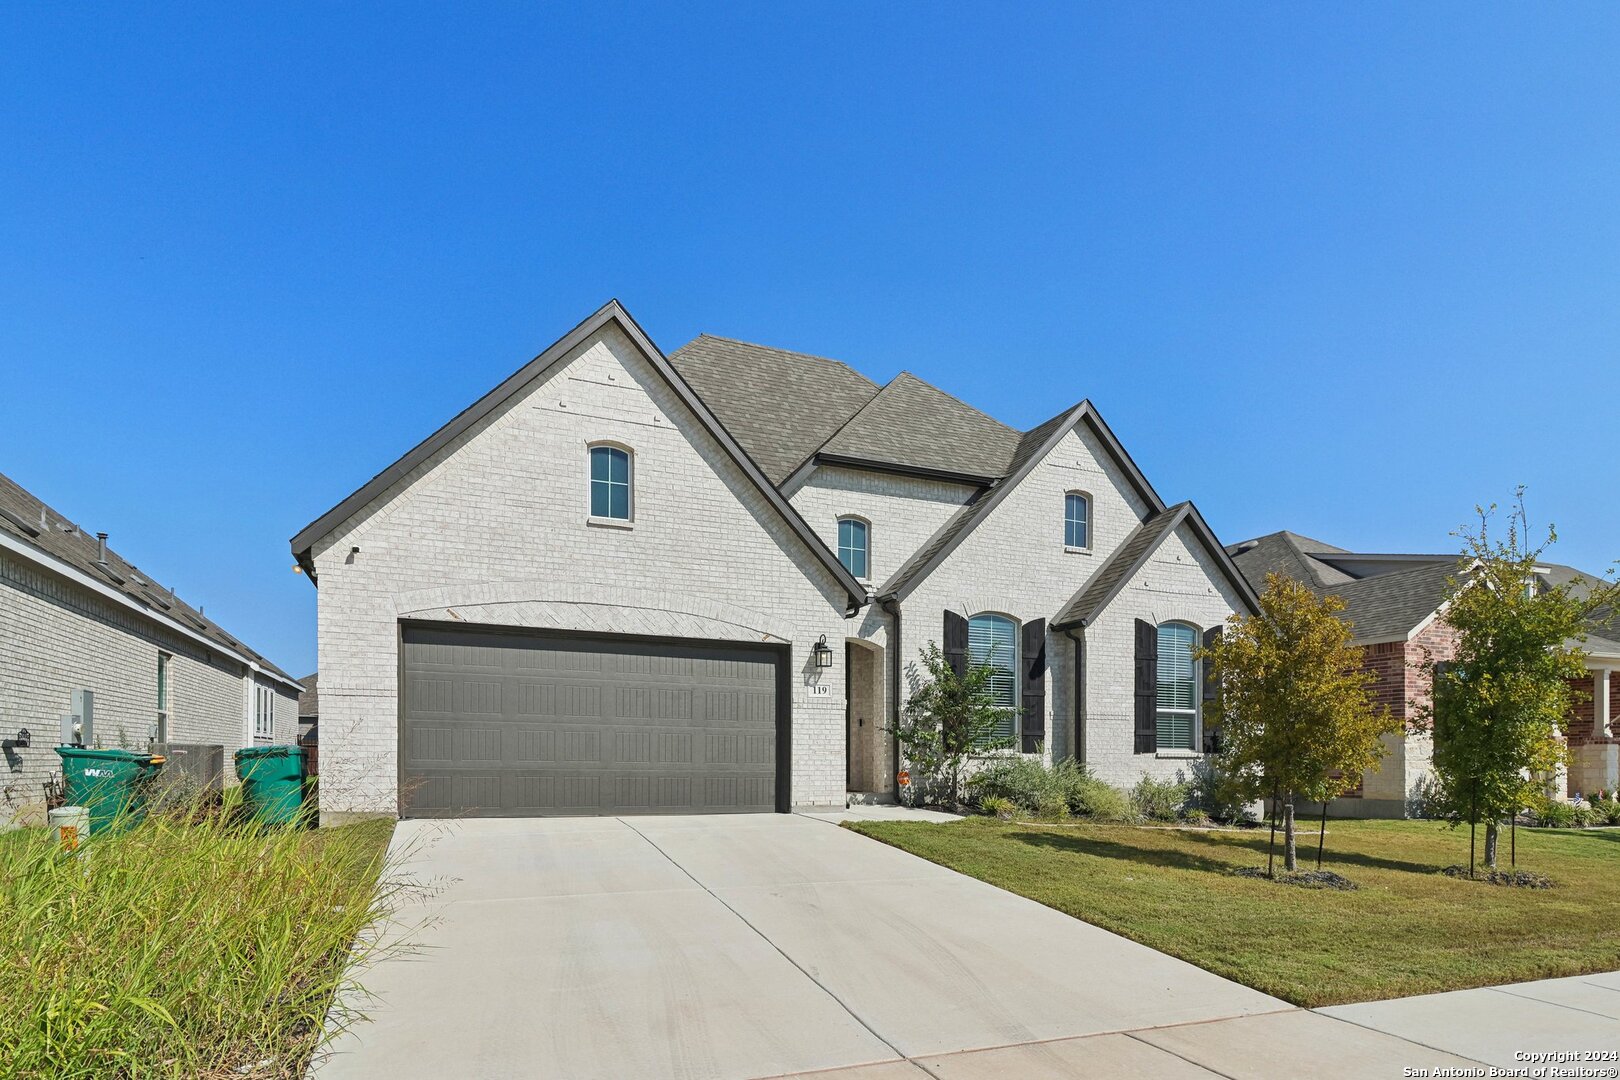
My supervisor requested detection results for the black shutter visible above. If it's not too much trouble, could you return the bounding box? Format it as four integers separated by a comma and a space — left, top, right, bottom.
1021, 618, 1046, 753
1201, 626, 1223, 754
1134, 619, 1157, 754
943, 611, 968, 677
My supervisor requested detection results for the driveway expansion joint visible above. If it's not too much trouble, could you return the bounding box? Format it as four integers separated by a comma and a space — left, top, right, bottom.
618, 816, 914, 1068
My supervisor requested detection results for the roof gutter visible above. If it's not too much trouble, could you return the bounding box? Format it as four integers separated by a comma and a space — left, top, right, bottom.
808, 453, 1001, 489
0, 529, 304, 694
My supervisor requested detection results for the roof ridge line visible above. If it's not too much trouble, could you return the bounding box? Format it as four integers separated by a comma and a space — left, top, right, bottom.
681, 333, 879, 386
890, 370, 1020, 437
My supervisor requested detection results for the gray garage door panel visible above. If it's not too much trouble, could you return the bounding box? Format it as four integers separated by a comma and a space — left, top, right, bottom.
400, 626, 781, 817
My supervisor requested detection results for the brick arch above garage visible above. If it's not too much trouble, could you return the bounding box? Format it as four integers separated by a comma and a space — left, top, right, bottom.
394, 581, 793, 643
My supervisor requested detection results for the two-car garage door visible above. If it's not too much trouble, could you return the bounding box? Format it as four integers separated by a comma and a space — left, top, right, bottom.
399, 624, 784, 817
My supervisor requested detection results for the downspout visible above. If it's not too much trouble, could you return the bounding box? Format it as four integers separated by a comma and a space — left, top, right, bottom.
882, 596, 902, 795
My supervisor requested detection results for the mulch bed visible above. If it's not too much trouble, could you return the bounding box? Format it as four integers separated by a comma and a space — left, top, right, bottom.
1233, 867, 1358, 890
1440, 865, 1556, 888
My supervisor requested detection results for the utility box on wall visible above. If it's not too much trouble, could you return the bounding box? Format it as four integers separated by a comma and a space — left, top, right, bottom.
61, 689, 95, 747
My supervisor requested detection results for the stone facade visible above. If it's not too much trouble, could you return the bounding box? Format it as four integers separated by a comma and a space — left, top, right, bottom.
1, 548, 298, 826
309, 323, 855, 819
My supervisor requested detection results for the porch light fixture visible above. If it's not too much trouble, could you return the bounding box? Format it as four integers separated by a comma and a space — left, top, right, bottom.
813, 635, 834, 669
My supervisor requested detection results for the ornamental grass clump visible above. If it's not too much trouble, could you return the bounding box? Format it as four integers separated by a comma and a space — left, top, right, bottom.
0, 807, 399, 1079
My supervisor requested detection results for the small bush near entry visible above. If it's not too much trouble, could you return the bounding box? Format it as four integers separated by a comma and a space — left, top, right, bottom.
0, 807, 398, 1079
979, 795, 1018, 820
968, 756, 1087, 816
1131, 775, 1189, 821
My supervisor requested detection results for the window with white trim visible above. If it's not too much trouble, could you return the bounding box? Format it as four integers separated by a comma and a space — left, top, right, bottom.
1064, 492, 1090, 549
588, 444, 632, 520
254, 684, 274, 742
968, 613, 1019, 742
1156, 622, 1198, 750
837, 517, 869, 578
156, 652, 171, 745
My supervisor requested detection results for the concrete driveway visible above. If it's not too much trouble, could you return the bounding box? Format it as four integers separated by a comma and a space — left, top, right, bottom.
313, 813, 1581, 1079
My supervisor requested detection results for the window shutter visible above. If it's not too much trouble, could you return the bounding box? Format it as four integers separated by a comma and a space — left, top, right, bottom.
1201, 626, 1223, 754
1133, 619, 1157, 753
1021, 618, 1046, 753
943, 611, 968, 677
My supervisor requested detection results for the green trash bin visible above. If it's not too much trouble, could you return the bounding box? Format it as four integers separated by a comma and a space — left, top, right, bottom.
55, 747, 167, 835
234, 745, 308, 826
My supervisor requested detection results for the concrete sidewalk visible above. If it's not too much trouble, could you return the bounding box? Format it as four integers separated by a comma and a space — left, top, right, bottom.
314, 814, 1620, 1080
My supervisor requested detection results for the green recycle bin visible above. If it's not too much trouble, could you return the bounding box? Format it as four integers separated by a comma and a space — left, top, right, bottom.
55, 747, 167, 835
234, 744, 308, 826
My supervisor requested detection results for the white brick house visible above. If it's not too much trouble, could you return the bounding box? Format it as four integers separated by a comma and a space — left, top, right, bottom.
1, 472, 301, 826
293, 301, 1258, 820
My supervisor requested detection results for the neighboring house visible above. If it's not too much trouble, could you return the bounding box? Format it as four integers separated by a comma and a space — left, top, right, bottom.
1229, 530, 1619, 817
292, 300, 1258, 821
297, 673, 318, 775
0, 470, 302, 826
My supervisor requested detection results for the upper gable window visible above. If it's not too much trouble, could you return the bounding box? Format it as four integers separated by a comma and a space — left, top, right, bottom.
837, 517, 869, 579
1064, 492, 1090, 550
589, 444, 632, 521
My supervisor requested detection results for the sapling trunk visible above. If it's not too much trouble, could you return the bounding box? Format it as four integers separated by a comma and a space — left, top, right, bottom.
1483, 820, 1499, 870
1283, 798, 1298, 872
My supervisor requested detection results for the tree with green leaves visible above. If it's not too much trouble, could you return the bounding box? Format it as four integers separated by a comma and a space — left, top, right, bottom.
1202, 573, 1400, 873
890, 642, 1013, 809
1415, 492, 1617, 871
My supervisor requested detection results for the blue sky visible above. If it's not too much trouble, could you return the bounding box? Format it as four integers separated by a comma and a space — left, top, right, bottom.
3, 5, 1617, 677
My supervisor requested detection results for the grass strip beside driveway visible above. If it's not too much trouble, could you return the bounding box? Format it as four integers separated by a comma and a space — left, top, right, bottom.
1, 815, 395, 1079
845, 817, 1620, 1007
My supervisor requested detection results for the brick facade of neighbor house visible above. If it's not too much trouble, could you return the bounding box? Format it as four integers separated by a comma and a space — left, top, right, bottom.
1233, 530, 1618, 818
0, 481, 300, 827
298, 301, 1261, 821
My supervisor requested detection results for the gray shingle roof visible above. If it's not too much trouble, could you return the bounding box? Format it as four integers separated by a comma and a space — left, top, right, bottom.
1228, 531, 1357, 591
1324, 561, 1464, 643
0, 469, 296, 683
667, 335, 880, 484
817, 372, 1022, 480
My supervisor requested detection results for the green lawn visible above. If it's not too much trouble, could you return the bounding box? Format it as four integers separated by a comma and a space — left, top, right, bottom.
1, 814, 396, 1079
846, 816, 1620, 1007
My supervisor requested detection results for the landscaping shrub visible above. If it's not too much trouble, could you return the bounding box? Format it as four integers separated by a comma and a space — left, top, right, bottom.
979, 795, 1017, 820
966, 758, 1143, 823
0, 806, 400, 1078
1532, 799, 1578, 828
1131, 775, 1189, 822
1070, 774, 1137, 823
1183, 807, 1212, 827
968, 757, 1081, 815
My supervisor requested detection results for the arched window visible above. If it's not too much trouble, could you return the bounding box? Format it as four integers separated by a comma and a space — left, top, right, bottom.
1065, 492, 1090, 550
968, 613, 1019, 742
1156, 622, 1198, 750
837, 517, 869, 578
589, 444, 632, 521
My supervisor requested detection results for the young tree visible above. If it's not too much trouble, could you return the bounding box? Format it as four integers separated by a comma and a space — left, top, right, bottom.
890, 642, 1012, 809
1415, 493, 1617, 871
1202, 573, 1400, 872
